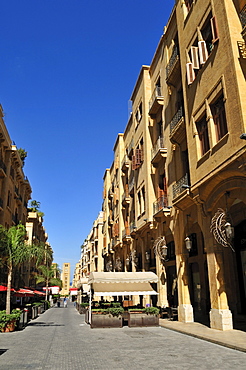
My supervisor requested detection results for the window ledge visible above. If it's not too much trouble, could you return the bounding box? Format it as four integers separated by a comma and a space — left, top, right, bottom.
197, 150, 211, 167
211, 133, 229, 155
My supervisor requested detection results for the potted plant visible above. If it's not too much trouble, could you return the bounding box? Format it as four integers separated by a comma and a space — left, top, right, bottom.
0, 309, 21, 332
79, 302, 89, 314
90, 306, 124, 328
128, 307, 160, 327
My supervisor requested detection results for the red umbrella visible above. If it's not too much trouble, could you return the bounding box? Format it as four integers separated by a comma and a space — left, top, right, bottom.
0, 285, 16, 292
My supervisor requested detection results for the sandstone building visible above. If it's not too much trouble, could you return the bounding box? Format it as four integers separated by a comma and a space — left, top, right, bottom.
80, 0, 246, 331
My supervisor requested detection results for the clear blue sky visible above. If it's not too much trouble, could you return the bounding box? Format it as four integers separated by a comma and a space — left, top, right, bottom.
0, 0, 174, 280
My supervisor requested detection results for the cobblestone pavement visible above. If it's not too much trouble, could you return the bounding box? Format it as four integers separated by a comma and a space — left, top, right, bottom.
1, 302, 246, 370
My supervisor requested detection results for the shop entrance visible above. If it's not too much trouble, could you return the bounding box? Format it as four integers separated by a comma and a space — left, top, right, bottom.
234, 220, 246, 314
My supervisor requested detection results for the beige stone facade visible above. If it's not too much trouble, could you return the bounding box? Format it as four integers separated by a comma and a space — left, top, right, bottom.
61, 262, 70, 296
0, 105, 31, 228
88, 0, 246, 330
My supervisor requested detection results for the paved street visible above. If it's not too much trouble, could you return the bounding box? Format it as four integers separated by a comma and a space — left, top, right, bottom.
0, 302, 246, 370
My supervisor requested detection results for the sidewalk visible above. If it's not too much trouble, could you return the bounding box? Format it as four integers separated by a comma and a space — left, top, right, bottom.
159, 318, 246, 353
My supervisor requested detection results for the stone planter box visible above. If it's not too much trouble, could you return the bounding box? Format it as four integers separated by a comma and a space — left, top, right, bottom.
128, 312, 159, 327
90, 313, 123, 329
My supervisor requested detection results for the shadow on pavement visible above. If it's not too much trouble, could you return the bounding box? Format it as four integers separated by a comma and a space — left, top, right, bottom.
28, 322, 65, 327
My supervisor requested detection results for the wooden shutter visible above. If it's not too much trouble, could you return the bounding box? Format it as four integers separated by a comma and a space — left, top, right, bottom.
198, 41, 208, 64
186, 62, 195, 85
211, 16, 219, 43
191, 47, 199, 69
132, 155, 136, 170
135, 149, 142, 166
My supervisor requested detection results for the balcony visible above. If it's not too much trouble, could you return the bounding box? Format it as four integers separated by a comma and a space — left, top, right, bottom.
122, 227, 131, 242
169, 106, 185, 144
0, 159, 7, 178
149, 86, 164, 117
121, 155, 130, 173
129, 176, 135, 194
151, 137, 167, 166
172, 173, 193, 210
153, 196, 170, 219
172, 173, 189, 199
166, 45, 180, 86
130, 221, 137, 234
240, 5, 246, 40
108, 188, 113, 199
128, 138, 134, 156
122, 185, 130, 207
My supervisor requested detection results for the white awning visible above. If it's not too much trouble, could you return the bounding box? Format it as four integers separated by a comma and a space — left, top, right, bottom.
92, 282, 158, 296
88, 272, 158, 284
88, 272, 158, 296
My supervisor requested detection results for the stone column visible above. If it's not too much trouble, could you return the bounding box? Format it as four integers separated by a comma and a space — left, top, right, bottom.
205, 217, 233, 330
175, 214, 194, 323
156, 256, 168, 307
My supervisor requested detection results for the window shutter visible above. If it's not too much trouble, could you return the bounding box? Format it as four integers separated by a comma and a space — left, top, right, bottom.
191, 47, 199, 69
186, 62, 195, 85
132, 155, 136, 170
135, 149, 142, 166
211, 16, 219, 43
198, 41, 208, 64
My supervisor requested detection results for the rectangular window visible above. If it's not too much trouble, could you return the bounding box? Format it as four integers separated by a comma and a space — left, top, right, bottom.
211, 94, 228, 141
135, 102, 142, 123
185, 0, 193, 12
196, 116, 210, 156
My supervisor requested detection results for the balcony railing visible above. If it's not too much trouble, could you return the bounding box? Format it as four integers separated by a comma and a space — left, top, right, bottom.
122, 227, 131, 239
128, 138, 134, 155
172, 173, 189, 199
151, 137, 167, 164
129, 176, 135, 193
170, 106, 184, 134
240, 5, 246, 29
149, 86, 163, 114
153, 195, 169, 215
130, 221, 136, 233
0, 159, 7, 174
166, 45, 179, 81
121, 155, 130, 172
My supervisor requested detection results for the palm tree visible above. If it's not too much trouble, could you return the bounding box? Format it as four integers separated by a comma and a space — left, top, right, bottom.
0, 224, 30, 314
36, 265, 62, 301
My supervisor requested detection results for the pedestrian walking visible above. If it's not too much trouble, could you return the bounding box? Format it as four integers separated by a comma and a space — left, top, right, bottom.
64, 297, 67, 308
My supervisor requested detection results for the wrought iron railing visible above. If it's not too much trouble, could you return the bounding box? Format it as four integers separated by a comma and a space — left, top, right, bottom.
239, 5, 246, 29
170, 106, 184, 134
151, 136, 165, 160
172, 173, 189, 199
166, 45, 179, 79
149, 86, 162, 110
121, 154, 129, 169
129, 176, 135, 193
128, 138, 134, 155
0, 159, 7, 174
153, 196, 168, 215
122, 227, 131, 239
130, 221, 136, 233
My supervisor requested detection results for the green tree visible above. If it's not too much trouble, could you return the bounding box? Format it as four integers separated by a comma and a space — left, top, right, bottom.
36, 265, 62, 301
17, 148, 27, 166
0, 224, 30, 314
28, 200, 44, 218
